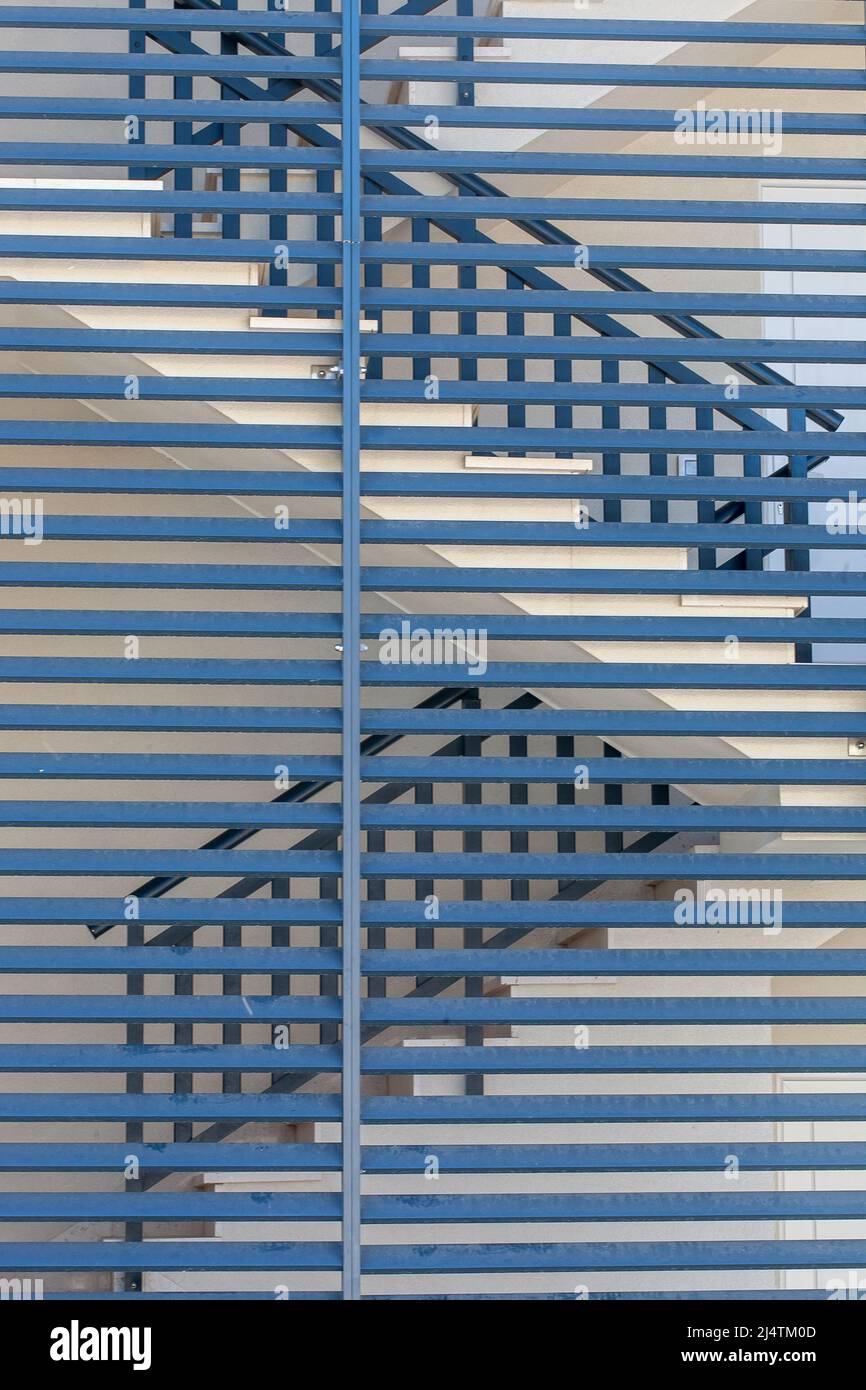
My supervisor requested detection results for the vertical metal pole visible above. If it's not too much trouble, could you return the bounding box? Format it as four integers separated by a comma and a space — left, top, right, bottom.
173, 963, 193, 1141
272, 878, 291, 1086
555, 734, 575, 895
696, 405, 715, 570
506, 274, 525, 451
509, 733, 529, 906
648, 364, 667, 526
553, 313, 571, 458
128, 0, 146, 178
461, 691, 483, 1096
411, 216, 431, 382
361, 0, 380, 374
221, 906, 241, 1103
787, 407, 812, 663
221, 0, 240, 243
603, 744, 623, 855
602, 360, 621, 523
124, 0, 146, 1295
456, 0, 475, 107
267, 1, 288, 314
457, 0, 476, 391
172, 2, 192, 241
414, 781, 434, 985
317, 0, 337, 314
363, 184, 382, 380
340, 0, 362, 1304
744, 451, 763, 571
366, 828, 386, 998
321, 873, 340, 1044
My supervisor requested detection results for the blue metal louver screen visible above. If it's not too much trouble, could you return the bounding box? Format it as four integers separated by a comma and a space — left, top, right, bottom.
0, 0, 861, 1305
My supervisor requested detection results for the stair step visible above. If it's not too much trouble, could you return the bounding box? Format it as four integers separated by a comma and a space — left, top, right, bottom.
0, 257, 260, 288
0, 178, 159, 239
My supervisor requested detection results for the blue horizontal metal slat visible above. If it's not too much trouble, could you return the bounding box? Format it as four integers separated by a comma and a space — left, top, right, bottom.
0, 850, 346, 876
54, 515, 866, 548
361, 806, 866, 833
40, 1292, 340, 1301
6, 1237, 866, 1274
0, 1091, 863, 1125
5, 801, 860, 834
0, 1046, 343, 1072
0, 658, 344, 682
0, 997, 343, 1024
2, 374, 866, 410
6, 994, 866, 1027
0, 616, 344, 639
374, 473, 866, 500
374, 107, 866, 135
0, 947, 341, 970
4, 847, 860, 883
0, 232, 863, 269
361, 17, 866, 45
4, 145, 866, 179
3, 657, 866, 689
359, 757, 866, 785
3, 11, 859, 46
361, 1056, 866, 1078
0, 1094, 341, 1122
0, 187, 340, 213
0, 53, 342, 78
0, 7, 343, 32
368, 379, 866, 407
3, 326, 865, 359
3, 1139, 866, 1174
10, 898, 866, 932
0, 466, 852, 501
6, 944, 866, 972
361, 705, 866, 731
0, 422, 862, 457
360, 567, 866, 595
368, 333, 866, 362
40, 143, 821, 199
367, 288, 866, 316
0, 615, 862, 644
0, 704, 340, 730
362, 1094, 866, 1124
359, 853, 866, 881
366, 664, 866, 689
0, 802, 344, 829
0, 143, 342, 172
0, 1243, 342, 1271
367, 1051, 866, 1077
362, 1193, 866, 1223
0, 1143, 342, 1171
363, 997, 866, 1026
362, 195, 866, 226
361, 60, 864, 90
363, 1242, 866, 1274
370, 152, 866, 180
9, 1043, 866, 1077
20, 516, 866, 545
368, 947, 866, 973
364, 1291, 861, 1301
3, 1190, 866, 1225
13, 560, 853, 601
0, 752, 860, 784
0, 1192, 343, 1221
